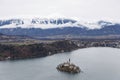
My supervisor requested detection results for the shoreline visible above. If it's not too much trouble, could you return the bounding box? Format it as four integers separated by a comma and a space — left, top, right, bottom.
0, 40, 120, 61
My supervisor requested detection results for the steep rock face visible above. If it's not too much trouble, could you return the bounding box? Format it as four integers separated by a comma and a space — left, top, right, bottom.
0, 19, 24, 26
31, 18, 76, 24
0, 40, 79, 60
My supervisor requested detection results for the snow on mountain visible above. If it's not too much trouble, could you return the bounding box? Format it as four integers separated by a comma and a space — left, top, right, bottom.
78, 20, 116, 29
0, 18, 78, 29
0, 18, 120, 38
0, 18, 117, 29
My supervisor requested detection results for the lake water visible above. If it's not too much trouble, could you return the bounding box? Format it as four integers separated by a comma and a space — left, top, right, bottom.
0, 47, 120, 80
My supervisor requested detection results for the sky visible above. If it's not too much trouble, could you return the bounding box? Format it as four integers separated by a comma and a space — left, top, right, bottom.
0, 0, 120, 22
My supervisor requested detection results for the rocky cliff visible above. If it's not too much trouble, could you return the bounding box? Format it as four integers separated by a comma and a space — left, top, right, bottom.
0, 40, 78, 60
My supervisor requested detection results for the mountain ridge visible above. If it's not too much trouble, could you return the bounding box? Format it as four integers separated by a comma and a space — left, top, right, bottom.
0, 18, 120, 39
0, 18, 117, 29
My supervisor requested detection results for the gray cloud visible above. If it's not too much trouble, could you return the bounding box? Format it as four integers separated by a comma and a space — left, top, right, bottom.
0, 0, 120, 21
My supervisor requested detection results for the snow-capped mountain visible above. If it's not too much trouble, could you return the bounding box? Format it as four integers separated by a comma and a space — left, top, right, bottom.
0, 18, 120, 39
0, 18, 116, 29
0, 18, 78, 29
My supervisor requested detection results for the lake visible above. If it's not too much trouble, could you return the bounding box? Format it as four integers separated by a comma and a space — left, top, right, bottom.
0, 47, 120, 80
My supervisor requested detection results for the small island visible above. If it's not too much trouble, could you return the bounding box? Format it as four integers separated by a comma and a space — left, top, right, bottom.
56, 59, 80, 73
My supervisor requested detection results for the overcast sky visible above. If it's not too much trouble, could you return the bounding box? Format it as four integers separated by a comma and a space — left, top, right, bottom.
0, 0, 120, 21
